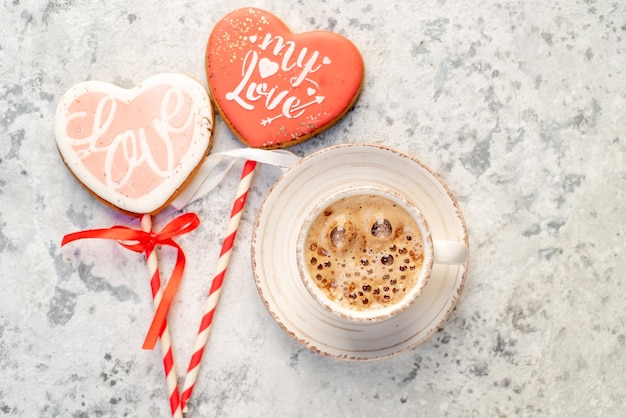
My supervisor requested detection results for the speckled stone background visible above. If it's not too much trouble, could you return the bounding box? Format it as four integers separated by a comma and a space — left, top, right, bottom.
1, 0, 625, 417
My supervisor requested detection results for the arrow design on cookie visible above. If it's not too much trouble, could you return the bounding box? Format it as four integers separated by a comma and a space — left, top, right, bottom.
261, 96, 325, 126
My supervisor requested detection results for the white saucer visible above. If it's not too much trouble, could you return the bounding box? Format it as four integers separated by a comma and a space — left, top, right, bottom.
251, 143, 469, 360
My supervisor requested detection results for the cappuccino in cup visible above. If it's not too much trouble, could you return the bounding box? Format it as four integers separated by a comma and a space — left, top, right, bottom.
302, 191, 427, 316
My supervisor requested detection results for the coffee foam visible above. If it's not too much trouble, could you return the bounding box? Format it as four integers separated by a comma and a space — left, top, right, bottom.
303, 193, 425, 312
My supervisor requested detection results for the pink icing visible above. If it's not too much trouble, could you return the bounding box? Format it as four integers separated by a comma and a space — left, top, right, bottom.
55, 74, 213, 214
65, 86, 194, 198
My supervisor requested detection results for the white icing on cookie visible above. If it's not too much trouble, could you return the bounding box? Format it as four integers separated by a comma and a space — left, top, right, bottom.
55, 74, 214, 215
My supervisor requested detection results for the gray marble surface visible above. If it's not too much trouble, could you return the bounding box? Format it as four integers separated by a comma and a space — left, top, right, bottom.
1, 0, 625, 417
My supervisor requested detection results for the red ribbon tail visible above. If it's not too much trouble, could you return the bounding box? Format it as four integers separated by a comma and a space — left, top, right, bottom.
61, 213, 200, 351
142, 239, 186, 350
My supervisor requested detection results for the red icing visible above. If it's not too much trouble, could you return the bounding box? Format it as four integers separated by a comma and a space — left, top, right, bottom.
206, 8, 364, 149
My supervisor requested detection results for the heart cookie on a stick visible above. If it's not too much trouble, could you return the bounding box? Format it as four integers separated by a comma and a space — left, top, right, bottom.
55, 73, 214, 418
179, 8, 364, 413
206, 7, 364, 149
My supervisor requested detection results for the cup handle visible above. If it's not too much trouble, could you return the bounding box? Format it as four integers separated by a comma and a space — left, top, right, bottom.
433, 240, 468, 265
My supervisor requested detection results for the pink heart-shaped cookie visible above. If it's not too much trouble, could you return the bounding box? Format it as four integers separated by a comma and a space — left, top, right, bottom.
206, 8, 364, 149
55, 73, 214, 215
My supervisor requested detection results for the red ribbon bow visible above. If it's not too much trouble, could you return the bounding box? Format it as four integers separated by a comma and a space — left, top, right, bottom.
61, 213, 200, 350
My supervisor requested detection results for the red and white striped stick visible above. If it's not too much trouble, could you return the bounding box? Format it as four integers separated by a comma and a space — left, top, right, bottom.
141, 214, 183, 418
180, 159, 257, 412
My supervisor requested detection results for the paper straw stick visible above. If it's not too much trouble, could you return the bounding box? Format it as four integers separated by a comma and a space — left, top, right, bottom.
141, 214, 183, 418
180, 159, 257, 412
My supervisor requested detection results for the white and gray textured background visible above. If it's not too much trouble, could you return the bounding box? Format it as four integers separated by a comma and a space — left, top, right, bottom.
1, 0, 625, 416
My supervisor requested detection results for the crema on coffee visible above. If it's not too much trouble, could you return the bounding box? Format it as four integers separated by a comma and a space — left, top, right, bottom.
303, 193, 425, 312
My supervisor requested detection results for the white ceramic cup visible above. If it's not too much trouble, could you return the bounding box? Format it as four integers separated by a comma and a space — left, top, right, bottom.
297, 185, 467, 323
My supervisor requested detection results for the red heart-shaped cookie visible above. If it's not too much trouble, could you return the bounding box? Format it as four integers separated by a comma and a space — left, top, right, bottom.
55, 74, 214, 215
206, 8, 364, 149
